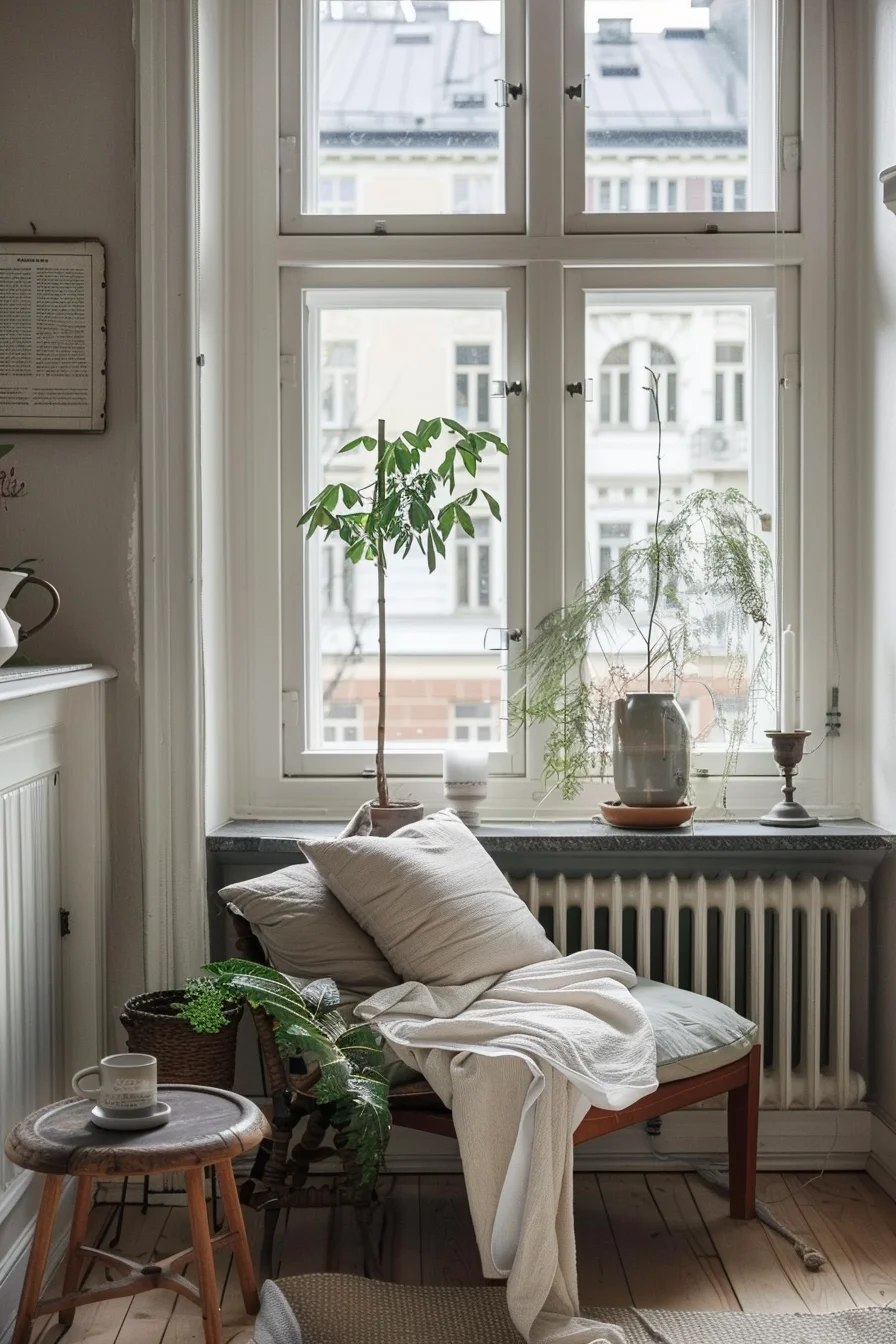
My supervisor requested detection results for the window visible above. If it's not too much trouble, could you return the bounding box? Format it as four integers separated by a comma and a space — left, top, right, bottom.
456, 517, 493, 610
598, 343, 631, 425
714, 342, 746, 425
452, 702, 500, 743
281, 0, 522, 230
598, 521, 631, 577
323, 701, 360, 743
319, 175, 357, 214
223, 1, 832, 817
453, 175, 495, 215
455, 344, 492, 428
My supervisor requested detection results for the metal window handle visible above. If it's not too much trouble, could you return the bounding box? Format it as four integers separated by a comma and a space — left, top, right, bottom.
492, 380, 523, 398
566, 379, 594, 402
564, 75, 590, 108
494, 79, 524, 108
484, 627, 523, 652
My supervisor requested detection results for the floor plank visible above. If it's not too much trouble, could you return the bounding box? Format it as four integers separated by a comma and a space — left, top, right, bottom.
599, 1174, 737, 1311
30, 1204, 116, 1344
754, 1173, 856, 1313
645, 1173, 740, 1309
686, 1175, 809, 1313
120, 1206, 195, 1344
783, 1172, 896, 1309
419, 1174, 489, 1287
573, 1174, 633, 1307
276, 1179, 334, 1279
380, 1176, 423, 1285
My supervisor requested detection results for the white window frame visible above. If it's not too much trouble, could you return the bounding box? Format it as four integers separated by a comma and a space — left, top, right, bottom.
219, 0, 846, 819
279, 0, 527, 234
564, 0, 801, 234
279, 267, 527, 779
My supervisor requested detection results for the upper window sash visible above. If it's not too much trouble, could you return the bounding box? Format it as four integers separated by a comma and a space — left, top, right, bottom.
563, 0, 801, 235
279, 0, 527, 235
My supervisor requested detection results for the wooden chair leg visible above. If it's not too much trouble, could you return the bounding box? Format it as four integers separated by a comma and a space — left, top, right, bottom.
59, 1175, 94, 1327
184, 1167, 223, 1344
727, 1044, 761, 1219
12, 1174, 64, 1344
215, 1160, 260, 1315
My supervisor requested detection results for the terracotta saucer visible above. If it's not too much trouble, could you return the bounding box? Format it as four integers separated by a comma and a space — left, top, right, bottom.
598, 802, 696, 829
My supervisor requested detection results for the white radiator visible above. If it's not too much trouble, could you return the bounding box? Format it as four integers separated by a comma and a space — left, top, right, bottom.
0, 774, 63, 1200
508, 872, 865, 1111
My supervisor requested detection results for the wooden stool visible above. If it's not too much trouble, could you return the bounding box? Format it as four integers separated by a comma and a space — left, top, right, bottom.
5, 1084, 271, 1344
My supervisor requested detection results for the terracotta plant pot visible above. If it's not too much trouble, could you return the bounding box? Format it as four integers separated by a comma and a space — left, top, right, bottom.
368, 801, 425, 836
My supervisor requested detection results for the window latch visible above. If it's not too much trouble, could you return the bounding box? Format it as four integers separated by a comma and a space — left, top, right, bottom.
484, 627, 523, 652
565, 75, 589, 107
491, 379, 523, 398
566, 379, 594, 401
494, 79, 524, 108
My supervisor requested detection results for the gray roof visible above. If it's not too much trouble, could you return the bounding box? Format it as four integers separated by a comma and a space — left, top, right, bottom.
318, 10, 747, 151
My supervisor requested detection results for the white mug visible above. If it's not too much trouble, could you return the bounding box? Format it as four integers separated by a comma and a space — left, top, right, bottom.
72, 1053, 158, 1116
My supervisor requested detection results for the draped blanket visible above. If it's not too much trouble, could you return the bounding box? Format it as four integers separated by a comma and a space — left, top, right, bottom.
357, 950, 658, 1344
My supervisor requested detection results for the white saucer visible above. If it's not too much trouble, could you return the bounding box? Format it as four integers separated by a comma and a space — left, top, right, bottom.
89, 1102, 171, 1132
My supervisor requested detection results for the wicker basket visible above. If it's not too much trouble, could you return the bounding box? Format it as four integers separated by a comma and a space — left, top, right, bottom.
120, 991, 243, 1089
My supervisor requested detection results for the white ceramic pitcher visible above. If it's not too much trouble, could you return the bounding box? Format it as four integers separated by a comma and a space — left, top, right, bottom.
0, 570, 60, 668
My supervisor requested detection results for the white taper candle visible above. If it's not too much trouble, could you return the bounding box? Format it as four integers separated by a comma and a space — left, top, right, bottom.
780, 625, 797, 731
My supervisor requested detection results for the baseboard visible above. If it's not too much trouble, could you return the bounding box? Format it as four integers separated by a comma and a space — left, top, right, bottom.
0, 1179, 75, 1344
867, 1110, 896, 1200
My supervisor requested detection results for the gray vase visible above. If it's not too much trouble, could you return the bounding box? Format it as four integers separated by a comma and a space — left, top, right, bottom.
613, 693, 691, 807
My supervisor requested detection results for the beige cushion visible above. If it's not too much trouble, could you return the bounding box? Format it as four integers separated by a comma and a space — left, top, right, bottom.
300, 809, 561, 986
220, 862, 400, 999
629, 979, 758, 1083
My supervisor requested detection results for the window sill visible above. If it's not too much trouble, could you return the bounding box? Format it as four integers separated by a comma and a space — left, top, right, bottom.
207, 818, 894, 883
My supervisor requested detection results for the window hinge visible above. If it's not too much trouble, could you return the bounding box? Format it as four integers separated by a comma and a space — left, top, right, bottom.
484, 627, 523, 652
494, 79, 523, 107
491, 379, 523, 398
279, 135, 298, 174
826, 687, 842, 737
782, 134, 800, 173
280, 355, 297, 387
282, 690, 300, 729
566, 379, 594, 401
59, 908, 71, 937
780, 352, 800, 391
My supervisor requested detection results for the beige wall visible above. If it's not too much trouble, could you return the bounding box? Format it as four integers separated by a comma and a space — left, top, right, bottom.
0, 0, 143, 1026
856, 0, 896, 1121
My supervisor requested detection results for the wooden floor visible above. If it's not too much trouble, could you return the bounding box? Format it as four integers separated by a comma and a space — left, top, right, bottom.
30, 1171, 896, 1343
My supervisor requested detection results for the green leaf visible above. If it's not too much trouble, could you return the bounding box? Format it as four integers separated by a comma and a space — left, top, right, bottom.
337, 436, 366, 454
482, 491, 502, 520
442, 417, 468, 437
394, 444, 413, 474
423, 417, 442, 442
458, 446, 478, 477
340, 484, 361, 508
409, 498, 431, 532
438, 503, 456, 538
426, 529, 436, 572
455, 505, 475, 537
431, 527, 446, 559
402, 431, 422, 451
321, 484, 340, 510
297, 505, 315, 528
346, 538, 368, 563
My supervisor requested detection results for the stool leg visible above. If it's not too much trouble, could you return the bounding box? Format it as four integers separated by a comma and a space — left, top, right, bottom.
59, 1176, 94, 1327
185, 1167, 223, 1344
12, 1174, 63, 1344
109, 1175, 129, 1248
215, 1160, 260, 1315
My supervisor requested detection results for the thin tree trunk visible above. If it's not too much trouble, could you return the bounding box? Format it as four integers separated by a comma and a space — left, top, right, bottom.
375, 419, 389, 808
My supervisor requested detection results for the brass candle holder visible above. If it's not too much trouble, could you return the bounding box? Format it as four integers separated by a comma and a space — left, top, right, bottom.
760, 730, 819, 828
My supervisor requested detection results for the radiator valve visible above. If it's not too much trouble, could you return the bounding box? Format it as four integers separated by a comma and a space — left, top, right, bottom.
645, 1117, 662, 1138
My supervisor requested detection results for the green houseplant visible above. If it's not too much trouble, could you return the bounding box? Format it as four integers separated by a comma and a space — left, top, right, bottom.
299, 415, 508, 832
511, 371, 775, 807
178, 959, 391, 1191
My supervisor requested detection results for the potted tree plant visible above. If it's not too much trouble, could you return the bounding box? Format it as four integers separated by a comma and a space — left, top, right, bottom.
299, 415, 508, 834
511, 371, 775, 813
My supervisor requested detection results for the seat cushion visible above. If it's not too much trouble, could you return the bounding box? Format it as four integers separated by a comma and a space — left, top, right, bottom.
630, 978, 758, 1083
300, 809, 561, 986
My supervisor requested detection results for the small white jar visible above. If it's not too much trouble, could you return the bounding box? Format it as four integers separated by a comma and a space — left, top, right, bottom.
442, 748, 490, 826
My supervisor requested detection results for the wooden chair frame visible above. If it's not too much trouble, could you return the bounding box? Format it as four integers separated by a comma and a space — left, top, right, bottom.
228, 909, 761, 1284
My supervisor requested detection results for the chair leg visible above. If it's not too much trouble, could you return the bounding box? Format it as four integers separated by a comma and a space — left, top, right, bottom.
185, 1167, 223, 1344
12, 1174, 64, 1344
216, 1160, 260, 1315
727, 1044, 761, 1219
59, 1176, 94, 1327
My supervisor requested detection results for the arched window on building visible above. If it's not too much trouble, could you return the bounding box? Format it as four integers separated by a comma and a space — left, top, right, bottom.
648, 342, 678, 424
598, 342, 631, 425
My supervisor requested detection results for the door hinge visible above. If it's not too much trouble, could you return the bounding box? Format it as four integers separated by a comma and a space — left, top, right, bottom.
782, 134, 800, 173
59, 908, 71, 937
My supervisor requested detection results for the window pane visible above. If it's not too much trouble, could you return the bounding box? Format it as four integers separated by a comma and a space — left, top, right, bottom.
618, 179, 630, 211
583, 1, 770, 215
310, 1, 505, 216
304, 294, 507, 749
584, 292, 776, 746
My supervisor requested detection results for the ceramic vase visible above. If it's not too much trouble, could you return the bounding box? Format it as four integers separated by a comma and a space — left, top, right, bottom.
613, 692, 690, 807
443, 747, 489, 826
368, 802, 425, 836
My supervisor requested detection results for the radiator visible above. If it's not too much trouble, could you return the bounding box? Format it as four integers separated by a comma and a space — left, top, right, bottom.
0, 775, 63, 1200
508, 872, 865, 1111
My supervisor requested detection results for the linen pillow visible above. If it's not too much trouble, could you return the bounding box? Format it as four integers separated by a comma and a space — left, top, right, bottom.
300, 808, 561, 985
219, 861, 400, 999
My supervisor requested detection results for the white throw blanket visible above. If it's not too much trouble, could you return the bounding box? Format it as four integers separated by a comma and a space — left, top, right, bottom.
357, 950, 658, 1344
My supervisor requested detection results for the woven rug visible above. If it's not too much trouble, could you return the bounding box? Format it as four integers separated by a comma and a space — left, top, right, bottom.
261, 1274, 896, 1344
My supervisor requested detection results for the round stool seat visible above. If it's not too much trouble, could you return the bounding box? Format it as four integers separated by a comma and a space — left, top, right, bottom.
5, 1085, 268, 1178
